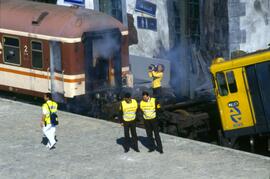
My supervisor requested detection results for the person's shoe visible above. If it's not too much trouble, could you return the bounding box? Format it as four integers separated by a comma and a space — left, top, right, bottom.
124, 148, 129, 153
157, 149, 164, 154
49, 142, 56, 150
49, 146, 56, 150
148, 149, 155, 152
134, 148, 140, 152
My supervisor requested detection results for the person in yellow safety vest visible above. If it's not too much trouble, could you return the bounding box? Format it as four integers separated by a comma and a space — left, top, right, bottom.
148, 64, 164, 98
119, 92, 140, 153
40, 93, 58, 150
140, 91, 163, 154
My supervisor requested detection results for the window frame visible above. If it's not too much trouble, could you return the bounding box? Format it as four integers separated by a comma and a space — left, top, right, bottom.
2, 35, 21, 66
225, 71, 238, 93
186, 0, 200, 44
30, 40, 44, 69
216, 72, 229, 96
99, 0, 123, 22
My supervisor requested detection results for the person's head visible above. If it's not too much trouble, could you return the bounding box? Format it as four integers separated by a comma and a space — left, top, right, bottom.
142, 91, 150, 101
157, 64, 164, 72
44, 93, 52, 101
124, 92, 132, 103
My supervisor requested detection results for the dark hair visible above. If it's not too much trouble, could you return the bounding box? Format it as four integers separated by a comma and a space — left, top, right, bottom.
124, 92, 131, 98
142, 91, 149, 96
45, 93, 52, 99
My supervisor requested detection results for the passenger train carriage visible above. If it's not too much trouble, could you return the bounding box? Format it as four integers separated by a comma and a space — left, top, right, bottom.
0, 0, 130, 104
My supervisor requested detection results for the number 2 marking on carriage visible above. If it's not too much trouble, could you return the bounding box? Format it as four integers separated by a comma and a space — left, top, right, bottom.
24, 45, 28, 56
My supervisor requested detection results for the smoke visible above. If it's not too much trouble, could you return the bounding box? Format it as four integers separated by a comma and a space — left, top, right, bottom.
158, 43, 214, 101
92, 33, 120, 59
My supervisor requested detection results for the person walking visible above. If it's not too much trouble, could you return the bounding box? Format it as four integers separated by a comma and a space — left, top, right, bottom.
140, 91, 163, 154
40, 93, 58, 150
119, 92, 140, 153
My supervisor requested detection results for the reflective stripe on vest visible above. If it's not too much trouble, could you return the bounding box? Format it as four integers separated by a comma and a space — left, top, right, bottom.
121, 99, 138, 122
140, 98, 156, 120
42, 100, 58, 125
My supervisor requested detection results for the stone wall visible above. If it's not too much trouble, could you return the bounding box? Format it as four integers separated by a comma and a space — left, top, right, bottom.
200, 0, 230, 59
126, 0, 171, 58
238, 0, 270, 52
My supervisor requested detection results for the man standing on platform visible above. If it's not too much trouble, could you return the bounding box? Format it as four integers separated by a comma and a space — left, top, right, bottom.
119, 92, 140, 153
140, 91, 163, 154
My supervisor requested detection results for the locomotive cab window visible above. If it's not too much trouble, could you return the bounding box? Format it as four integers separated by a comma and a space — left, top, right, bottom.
31, 41, 43, 69
226, 71, 238, 93
216, 72, 228, 96
3, 36, 20, 65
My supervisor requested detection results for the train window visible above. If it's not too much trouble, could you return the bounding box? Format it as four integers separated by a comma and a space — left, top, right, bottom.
226, 71, 238, 93
3, 36, 20, 65
31, 41, 43, 69
216, 72, 228, 96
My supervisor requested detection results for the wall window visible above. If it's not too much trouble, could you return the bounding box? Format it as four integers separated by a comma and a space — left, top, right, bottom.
3, 36, 20, 65
31, 41, 43, 69
226, 71, 238, 93
173, 1, 181, 45
186, 0, 200, 44
99, 0, 123, 22
216, 72, 228, 96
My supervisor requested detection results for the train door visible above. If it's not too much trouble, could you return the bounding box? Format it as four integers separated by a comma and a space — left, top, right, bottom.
246, 61, 270, 133
49, 41, 65, 102
82, 28, 122, 93
215, 68, 255, 137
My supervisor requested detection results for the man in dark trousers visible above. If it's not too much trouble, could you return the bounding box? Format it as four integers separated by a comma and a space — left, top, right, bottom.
140, 91, 163, 154
119, 92, 140, 153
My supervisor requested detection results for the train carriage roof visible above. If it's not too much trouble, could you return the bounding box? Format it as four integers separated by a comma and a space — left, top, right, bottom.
0, 0, 127, 43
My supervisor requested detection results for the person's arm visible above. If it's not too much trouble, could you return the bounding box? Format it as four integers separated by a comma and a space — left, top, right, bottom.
155, 99, 162, 111
152, 71, 163, 78
148, 71, 153, 78
40, 115, 45, 128
40, 104, 47, 128
119, 103, 124, 125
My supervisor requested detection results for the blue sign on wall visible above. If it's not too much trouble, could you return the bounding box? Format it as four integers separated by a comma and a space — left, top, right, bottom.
137, 16, 157, 31
135, 0, 156, 17
64, 0, 85, 5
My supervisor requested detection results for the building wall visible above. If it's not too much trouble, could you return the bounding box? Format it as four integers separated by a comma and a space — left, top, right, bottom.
200, 0, 229, 59
126, 0, 171, 58
56, 0, 127, 26
228, 0, 270, 55
238, 0, 270, 52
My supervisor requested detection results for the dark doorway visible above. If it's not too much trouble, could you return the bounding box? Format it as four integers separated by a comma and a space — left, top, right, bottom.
82, 28, 122, 93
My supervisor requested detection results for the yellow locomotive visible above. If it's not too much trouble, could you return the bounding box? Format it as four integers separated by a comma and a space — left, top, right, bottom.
210, 49, 270, 149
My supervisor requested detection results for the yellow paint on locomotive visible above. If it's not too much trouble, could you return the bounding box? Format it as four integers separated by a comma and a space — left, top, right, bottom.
210, 50, 270, 133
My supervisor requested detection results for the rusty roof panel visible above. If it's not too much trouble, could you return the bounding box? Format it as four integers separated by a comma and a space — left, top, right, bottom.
0, 0, 125, 39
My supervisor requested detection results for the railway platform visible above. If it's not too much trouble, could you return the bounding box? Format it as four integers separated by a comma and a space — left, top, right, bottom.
0, 97, 269, 179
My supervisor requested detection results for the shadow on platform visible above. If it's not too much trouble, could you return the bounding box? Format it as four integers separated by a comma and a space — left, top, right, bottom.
116, 136, 153, 152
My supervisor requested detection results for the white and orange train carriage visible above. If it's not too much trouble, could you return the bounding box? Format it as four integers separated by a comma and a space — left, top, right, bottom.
0, 0, 131, 108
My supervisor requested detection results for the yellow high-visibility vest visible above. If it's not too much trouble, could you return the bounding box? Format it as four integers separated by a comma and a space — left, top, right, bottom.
121, 99, 138, 122
42, 100, 58, 125
140, 98, 156, 120
148, 71, 163, 88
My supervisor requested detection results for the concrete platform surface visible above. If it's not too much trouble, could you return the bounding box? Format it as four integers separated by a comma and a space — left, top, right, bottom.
0, 98, 269, 179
